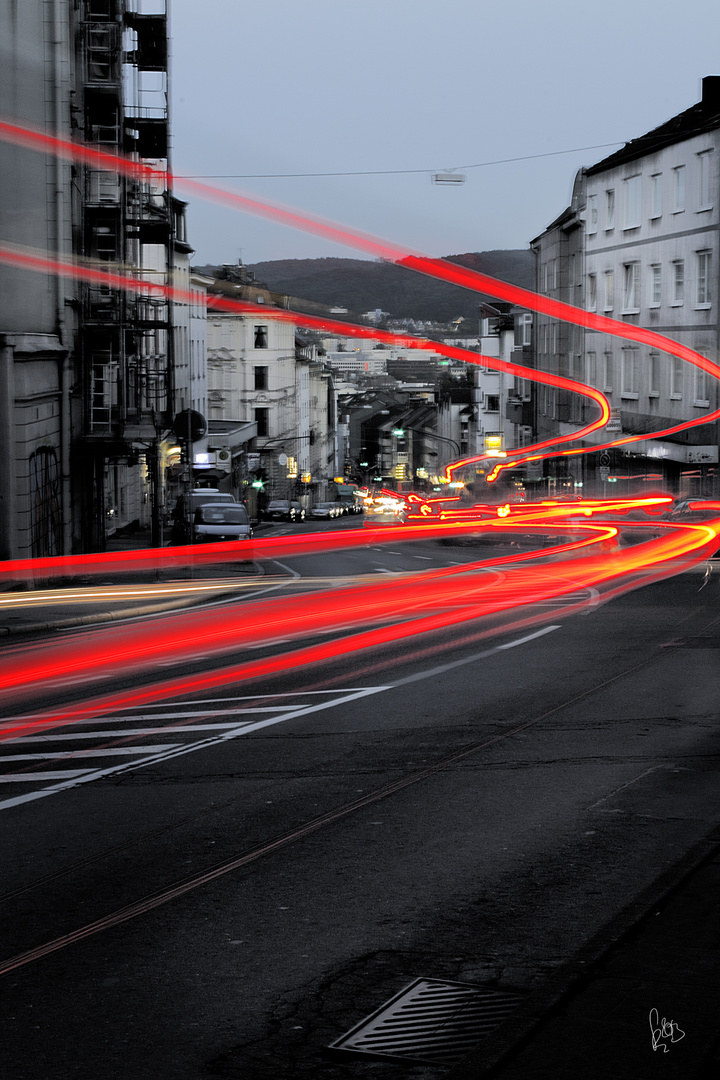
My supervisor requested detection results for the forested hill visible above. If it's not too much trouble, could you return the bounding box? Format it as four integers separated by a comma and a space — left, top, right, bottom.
195, 250, 534, 324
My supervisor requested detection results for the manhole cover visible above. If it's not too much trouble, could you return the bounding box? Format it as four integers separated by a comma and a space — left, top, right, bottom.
329, 977, 527, 1065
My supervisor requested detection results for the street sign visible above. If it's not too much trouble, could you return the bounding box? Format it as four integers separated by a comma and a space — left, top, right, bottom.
278, 453, 288, 466
606, 409, 622, 433
173, 408, 207, 443
599, 466, 610, 481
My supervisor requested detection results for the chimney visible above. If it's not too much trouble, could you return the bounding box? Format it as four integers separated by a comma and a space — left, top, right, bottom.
701, 75, 720, 111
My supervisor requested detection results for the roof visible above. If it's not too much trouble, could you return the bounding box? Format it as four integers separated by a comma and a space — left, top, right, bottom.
586, 75, 720, 176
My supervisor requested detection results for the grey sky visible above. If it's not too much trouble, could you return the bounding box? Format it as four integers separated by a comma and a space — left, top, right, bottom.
169, 0, 720, 265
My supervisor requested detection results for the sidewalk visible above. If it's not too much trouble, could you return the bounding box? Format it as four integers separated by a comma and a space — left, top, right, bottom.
450, 829, 720, 1079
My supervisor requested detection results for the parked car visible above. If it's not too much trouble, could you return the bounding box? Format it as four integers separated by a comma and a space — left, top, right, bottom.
192, 503, 252, 543
663, 498, 720, 556
262, 499, 306, 522
171, 488, 236, 544
311, 501, 342, 520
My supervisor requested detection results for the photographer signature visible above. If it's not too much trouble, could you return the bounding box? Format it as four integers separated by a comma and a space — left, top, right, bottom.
649, 1008, 685, 1052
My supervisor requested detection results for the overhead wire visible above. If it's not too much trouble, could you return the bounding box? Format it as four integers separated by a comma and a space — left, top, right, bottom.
174, 142, 625, 180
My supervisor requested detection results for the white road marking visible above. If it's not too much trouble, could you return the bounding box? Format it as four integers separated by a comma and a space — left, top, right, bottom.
0, 746, 178, 760
0, 687, 390, 812
391, 625, 562, 686
133, 691, 385, 704
496, 627, 563, 650
587, 765, 667, 810
0, 624, 564, 811
0, 770, 95, 782
9, 726, 256, 742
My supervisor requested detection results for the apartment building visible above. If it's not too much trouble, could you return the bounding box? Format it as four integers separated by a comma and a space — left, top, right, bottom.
0, 0, 194, 554
533, 77, 720, 496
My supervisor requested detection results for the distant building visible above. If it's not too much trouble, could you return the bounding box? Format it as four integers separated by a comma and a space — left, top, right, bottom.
206, 310, 338, 506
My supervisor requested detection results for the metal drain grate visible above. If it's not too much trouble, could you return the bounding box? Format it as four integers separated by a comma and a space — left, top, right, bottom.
328, 978, 527, 1065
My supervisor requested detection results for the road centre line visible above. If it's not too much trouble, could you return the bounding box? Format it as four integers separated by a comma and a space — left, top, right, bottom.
390, 625, 562, 687
587, 765, 668, 810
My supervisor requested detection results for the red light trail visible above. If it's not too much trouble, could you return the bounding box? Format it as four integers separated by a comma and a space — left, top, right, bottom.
1, 120, 720, 740
0, 500, 718, 740
1, 118, 719, 482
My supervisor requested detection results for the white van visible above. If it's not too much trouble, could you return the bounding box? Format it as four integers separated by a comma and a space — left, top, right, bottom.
171, 489, 237, 544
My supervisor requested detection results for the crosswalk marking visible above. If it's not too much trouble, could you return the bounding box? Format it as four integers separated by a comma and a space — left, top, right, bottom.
10, 725, 257, 742
0, 746, 178, 761
0, 770, 95, 782
0, 687, 391, 812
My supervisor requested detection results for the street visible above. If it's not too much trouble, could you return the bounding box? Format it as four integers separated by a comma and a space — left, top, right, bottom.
1, 528, 719, 1078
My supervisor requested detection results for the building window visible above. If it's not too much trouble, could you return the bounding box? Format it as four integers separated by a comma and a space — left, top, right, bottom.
698, 150, 713, 210
621, 348, 640, 397
670, 357, 683, 398
518, 313, 532, 346
623, 176, 641, 229
586, 351, 597, 385
602, 353, 613, 392
255, 407, 269, 436
253, 325, 268, 348
254, 365, 268, 390
650, 264, 662, 306
649, 353, 660, 396
694, 364, 710, 405
485, 394, 499, 412
672, 165, 685, 212
588, 274, 597, 311
587, 194, 598, 234
604, 270, 614, 311
672, 260, 685, 305
696, 251, 712, 307
650, 173, 662, 219
622, 263, 640, 312
605, 189, 615, 230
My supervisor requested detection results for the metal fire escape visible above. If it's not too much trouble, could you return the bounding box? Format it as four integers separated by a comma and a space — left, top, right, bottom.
78, 0, 171, 547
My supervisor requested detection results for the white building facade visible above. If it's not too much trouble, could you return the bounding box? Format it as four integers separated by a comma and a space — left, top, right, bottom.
532, 77, 720, 497
207, 313, 338, 504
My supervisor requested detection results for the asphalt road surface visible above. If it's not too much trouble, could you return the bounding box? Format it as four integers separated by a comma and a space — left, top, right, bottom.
1, 529, 719, 1079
